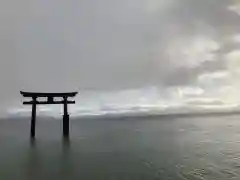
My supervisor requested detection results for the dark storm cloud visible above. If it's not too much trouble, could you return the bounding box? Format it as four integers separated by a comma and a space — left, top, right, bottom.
147, 0, 239, 87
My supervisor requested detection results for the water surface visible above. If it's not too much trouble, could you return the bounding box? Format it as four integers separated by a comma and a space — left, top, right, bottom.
0, 116, 240, 179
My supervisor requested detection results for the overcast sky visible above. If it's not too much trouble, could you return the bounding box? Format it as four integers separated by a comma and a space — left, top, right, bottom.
1, 0, 240, 117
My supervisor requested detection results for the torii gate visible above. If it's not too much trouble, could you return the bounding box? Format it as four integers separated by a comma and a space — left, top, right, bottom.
20, 91, 78, 139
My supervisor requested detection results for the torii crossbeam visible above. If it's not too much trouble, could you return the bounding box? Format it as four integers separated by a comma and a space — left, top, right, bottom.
20, 91, 78, 139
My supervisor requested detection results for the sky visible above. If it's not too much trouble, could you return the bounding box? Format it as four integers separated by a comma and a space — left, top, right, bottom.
1, 0, 240, 117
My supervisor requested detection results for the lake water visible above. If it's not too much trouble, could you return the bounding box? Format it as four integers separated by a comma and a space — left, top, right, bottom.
1, 115, 240, 179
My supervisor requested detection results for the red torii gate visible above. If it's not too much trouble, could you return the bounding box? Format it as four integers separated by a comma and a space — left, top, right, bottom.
20, 91, 78, 139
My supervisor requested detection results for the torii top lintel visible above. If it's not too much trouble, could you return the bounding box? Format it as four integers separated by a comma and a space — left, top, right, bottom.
20, 91, 78, 98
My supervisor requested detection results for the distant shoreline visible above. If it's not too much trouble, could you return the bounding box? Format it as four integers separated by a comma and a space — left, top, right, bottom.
72, 110, 240, 120
5, 110, 240, 121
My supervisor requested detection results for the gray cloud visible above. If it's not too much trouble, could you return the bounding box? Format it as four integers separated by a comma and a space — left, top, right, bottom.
0, 0, 240, 116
